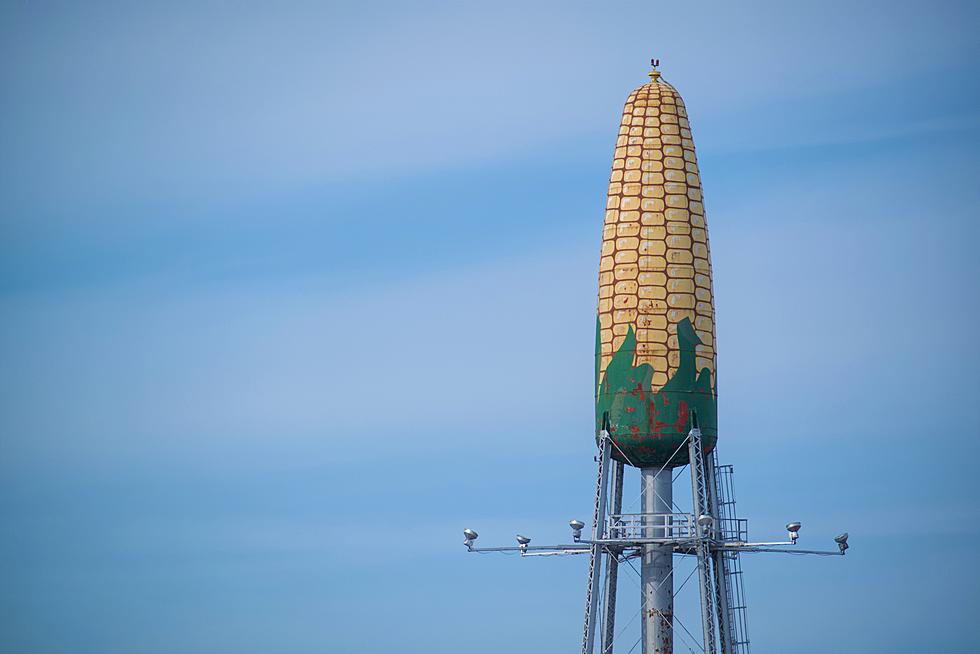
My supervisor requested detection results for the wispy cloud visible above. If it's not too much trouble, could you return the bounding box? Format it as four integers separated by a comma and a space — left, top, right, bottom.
2, 0, 976, 219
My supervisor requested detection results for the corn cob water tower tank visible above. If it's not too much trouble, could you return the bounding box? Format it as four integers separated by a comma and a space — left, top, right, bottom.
595, 63, 719, 654
460, 61, 849, 654
595, 65, 717, 469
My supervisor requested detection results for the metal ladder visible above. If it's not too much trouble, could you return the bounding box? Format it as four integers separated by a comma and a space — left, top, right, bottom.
711, 453, 751, 654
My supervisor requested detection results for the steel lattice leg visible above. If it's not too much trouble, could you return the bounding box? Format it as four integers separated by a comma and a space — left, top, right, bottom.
600, 460, 624, 654
582, 433, 612, 654
688, 428, 718, 654
707, 458, 734, 654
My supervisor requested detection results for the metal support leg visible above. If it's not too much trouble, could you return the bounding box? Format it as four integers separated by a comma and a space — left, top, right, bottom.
688, 428, 718, 654
707, 459, 733, 654
600, 460, 624, 654
641, 467, 673, 654
582, 433, 612, 654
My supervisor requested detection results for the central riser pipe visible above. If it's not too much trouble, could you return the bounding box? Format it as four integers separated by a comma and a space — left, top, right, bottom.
641, 467, 673, 654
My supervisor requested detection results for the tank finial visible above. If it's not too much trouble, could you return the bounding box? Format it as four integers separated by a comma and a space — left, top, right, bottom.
648, 58, 662, 82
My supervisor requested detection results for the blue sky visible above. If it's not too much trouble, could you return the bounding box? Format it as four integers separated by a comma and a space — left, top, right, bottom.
1, 1, 978, 652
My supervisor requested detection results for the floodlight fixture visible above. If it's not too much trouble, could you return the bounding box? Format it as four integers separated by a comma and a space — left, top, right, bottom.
697, 514, 714, 537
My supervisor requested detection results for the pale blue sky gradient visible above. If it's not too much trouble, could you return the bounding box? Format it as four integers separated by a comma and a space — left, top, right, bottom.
1, 1, 979, 652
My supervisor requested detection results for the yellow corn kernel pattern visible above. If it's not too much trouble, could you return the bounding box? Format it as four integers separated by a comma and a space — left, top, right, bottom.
598, 78, 716, 391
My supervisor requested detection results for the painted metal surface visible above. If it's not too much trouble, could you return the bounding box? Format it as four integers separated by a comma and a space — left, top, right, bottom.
595, 69, 717, 469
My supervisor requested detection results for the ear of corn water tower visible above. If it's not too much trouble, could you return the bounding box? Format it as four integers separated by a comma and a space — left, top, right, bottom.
461, 60, 850, 654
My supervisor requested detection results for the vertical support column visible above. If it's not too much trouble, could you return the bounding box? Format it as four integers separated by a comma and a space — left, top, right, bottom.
582, 433, 612, 654
641, 467, 673, 654
600, 460, 625, 654
706, 458, 734, 654
688, 429, 718, 654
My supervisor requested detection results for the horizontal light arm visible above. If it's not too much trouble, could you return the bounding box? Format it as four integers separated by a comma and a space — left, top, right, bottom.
467, 544, 591, 554
725, 546, 844, 556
